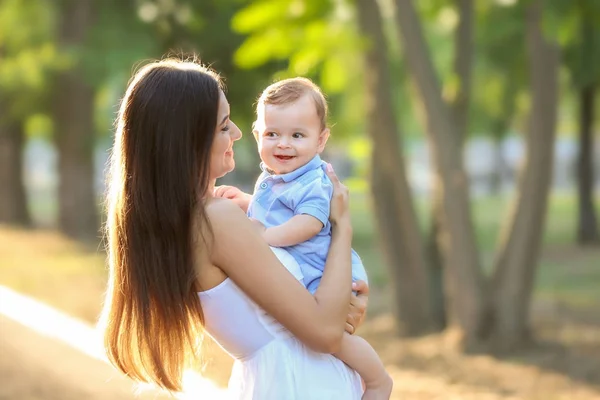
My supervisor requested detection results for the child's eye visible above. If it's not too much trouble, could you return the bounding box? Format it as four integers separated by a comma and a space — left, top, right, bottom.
292, 132, 304, 139
265, 132, 277, 137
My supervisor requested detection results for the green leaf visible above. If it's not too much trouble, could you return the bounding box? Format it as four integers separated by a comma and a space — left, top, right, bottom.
231, 1, 289, 34
320, 56, 347, 93
289, 47, 323, 75
234, 28, 294, 68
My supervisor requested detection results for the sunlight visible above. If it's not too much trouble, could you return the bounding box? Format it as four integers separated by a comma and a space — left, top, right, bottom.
494, 0, 517, 6
0, 285, 229, 399
179, 370, 230, 400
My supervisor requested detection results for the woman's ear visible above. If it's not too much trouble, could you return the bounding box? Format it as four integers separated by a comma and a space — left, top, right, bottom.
317, 128, 330, 153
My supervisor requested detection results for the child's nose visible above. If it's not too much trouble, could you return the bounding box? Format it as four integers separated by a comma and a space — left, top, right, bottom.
277, 138, 291, 148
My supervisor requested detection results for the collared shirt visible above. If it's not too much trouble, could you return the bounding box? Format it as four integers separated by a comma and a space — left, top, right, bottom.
248, 155, 367, 293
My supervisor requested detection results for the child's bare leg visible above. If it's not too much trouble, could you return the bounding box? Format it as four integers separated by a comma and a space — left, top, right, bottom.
334, 333, 392, 399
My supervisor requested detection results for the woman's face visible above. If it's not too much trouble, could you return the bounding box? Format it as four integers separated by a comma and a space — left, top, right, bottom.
210, 91, 242, 180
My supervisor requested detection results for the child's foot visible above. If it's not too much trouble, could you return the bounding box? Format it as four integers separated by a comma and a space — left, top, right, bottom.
361, 374, 393, 400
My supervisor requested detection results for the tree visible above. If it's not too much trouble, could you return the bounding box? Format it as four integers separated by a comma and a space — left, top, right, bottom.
488, 0, 560, 349
393, 0, 560, 350
576, 82, 599, 245
393, 0, 485, 344
0, 114, 30, 226
0, 0, 58, 226
355, 0, 432, 335
562, 1, 600, 245
52, 0, 98, 240
472, 3, 527, 194
50, 0, 160, 240
425, 0, 475, 331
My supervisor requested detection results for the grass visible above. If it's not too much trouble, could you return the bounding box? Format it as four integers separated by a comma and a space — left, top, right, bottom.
0, 228, 107, 322
535, 252, 600, 308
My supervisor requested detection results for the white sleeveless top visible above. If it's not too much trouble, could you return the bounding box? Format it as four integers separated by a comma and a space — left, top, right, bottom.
198, 247, 362, 400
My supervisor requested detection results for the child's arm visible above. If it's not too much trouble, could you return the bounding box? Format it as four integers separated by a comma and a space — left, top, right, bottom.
335, 334, 392, 397
263, 214, 323, 247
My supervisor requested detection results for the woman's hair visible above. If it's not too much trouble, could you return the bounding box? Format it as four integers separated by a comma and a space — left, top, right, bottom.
256, 77, 328, 130
100, 58, 222, 392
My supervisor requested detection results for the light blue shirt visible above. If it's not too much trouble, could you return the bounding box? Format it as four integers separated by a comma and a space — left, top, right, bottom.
247, 155, 367, 293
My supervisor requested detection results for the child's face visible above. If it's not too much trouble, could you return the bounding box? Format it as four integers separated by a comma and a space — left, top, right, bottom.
254, 94, 329, 175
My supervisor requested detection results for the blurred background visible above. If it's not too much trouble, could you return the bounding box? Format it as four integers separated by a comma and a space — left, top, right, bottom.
1, 0, 599, 399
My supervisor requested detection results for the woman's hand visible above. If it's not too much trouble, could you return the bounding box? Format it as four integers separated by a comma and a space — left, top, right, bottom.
345, 280, 369, 334
324, 163, 350, 226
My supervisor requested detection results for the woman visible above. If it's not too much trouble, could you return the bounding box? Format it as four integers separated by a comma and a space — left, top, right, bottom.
101, 58, 368, 399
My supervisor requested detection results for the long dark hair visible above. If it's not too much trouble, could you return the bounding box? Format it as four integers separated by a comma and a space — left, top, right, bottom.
101, 58, 222, 391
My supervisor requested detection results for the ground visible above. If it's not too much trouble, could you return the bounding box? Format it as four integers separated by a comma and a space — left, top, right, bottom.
1, 193, 599, 399
0, 314, 173, 400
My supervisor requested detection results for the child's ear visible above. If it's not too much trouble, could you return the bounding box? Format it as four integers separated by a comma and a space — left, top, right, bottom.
317, 128, 330, 153
251, 120, 260, 143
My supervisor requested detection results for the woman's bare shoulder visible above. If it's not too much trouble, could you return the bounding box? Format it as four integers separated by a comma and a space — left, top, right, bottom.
204, 198, 254, 244
205, 197, 248, 226
194, 199, 244, 287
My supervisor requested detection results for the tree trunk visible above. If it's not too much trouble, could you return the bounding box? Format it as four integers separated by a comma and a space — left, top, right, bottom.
53, 0, 98, 241
0, 118, 31, 226
487, 77, 518, 195
451, 0, 473, 146
393, 0, 484, 345
488, 132, 506, 195
576, 84, 599, 245
489, 0, 560, 351
356, 0, 432, 335
426, 193, 448, 331
426, 0, 474, 331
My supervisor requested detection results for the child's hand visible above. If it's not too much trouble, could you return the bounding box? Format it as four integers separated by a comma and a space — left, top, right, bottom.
325, 163, 350, 226
214, 185, 252, 212
214, 184, 244, 199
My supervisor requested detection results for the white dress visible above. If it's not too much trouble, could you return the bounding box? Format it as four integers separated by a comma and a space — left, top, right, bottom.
198, 247, 363, 400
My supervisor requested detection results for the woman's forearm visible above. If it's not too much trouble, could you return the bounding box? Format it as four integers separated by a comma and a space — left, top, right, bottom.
312, 219, 353, 348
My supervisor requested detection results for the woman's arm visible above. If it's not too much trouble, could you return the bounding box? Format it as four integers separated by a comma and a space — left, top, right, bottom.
208, 200, 351, 353
208, 166, 353, 354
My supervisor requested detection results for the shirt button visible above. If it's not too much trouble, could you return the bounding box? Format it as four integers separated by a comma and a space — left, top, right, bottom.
260, 182, 268, 189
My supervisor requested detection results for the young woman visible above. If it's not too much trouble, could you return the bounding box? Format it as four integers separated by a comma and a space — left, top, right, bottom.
101, 58, 369, 399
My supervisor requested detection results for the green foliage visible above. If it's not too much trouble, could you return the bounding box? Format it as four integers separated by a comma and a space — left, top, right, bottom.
0, 0, 63, 121
231, 0, 367, 139
470, 1, 527, 137
417, 0, 456, 87
81, 1, 160, 88
2, 0, 588, 151
546, 0, 600, 89
232, 0, 335, 68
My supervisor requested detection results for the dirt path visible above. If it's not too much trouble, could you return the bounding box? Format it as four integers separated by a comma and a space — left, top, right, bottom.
0, 314, 173, 400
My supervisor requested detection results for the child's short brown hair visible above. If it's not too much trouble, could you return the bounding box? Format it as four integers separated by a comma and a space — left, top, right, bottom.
257, 77, 328, 130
